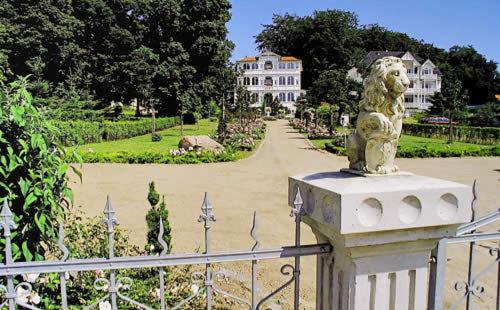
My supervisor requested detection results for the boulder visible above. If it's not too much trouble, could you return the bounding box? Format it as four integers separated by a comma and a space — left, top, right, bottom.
178, 135, 225, 153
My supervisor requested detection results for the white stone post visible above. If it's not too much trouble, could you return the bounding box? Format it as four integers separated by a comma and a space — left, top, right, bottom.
289, 172, 472, 310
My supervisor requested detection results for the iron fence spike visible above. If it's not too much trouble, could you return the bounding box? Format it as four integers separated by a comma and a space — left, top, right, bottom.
158, 218, 169, 256
103, 195, 119, 229
294, 188, 303, 207
58, 223, 70, 261
251, 211, 261, 251
0, 199, 16, 233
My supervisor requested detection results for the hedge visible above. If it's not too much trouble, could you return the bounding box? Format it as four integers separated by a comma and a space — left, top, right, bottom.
66, 150, 239, 164
402, 123, 500, 145
324, 143, 500, 158
51, 117, 179, 146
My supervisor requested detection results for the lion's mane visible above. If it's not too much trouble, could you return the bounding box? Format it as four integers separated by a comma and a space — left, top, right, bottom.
359, 56, 405, 117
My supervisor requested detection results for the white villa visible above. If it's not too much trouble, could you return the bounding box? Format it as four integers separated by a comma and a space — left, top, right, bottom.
348, 51, 442, 114
236, 51, 306, 114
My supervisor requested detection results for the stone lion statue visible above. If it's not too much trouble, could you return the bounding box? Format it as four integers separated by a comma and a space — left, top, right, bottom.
346, 56, 410, 174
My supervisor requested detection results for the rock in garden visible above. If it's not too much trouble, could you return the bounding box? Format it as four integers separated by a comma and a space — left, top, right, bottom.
178, 136, 225, 152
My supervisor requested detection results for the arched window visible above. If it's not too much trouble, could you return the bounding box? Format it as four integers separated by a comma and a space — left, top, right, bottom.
287, 92, 295, 102
243, 77, 250, 85
243, 63, 250, 70
279, 93, 286, 102
287, 76, 294, 85
251, 63, 258, 70
264, 76, 273, 86
279, 63, 286, 69
252, 77, 258, 85
279, 77, 285, 85
264, 61, 273, 70
287, 62, 294, 69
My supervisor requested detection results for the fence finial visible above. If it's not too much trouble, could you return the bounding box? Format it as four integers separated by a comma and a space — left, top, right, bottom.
471, 179, 479, 220
158, 218, 169, 256
291, 188, 304, 217
0, 199, 16, 236
58, 223, 70, 261
251, 211, 261, 251
198, 192, 215, 227
102, 195, 119, 232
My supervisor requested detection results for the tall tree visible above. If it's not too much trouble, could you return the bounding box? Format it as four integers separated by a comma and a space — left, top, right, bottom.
308, 68, 360, 122
429, 76, 468, 143
256, 10, 361, 89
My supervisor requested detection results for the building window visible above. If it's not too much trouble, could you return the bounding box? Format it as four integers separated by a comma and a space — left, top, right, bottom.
242, 63, 250, 70
423, 68, 430, 75
279, 93, 286, 101
279, 63, 286, 69
264, 76, 273, 86
251, 63, 258, 70
287, 62, 294, 69
287, 92, 295, 102
414, 67, 418, 74
251, 93, 258, 103
407, 68, 412, 74
252, 77, 258, 85
404, 96, 412, 103
409, 81, 414, 88
287, 76, 294, 85
279, 77, 285, 85
264, 61, 273, 70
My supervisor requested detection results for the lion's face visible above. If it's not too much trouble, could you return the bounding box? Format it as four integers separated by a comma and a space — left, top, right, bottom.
383, 61, 410, 96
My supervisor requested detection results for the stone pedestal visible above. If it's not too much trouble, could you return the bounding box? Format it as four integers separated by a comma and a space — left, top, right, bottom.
288, 171, 472, 310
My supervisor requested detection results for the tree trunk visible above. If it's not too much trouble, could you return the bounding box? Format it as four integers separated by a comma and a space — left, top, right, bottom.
135, 99, 140, 117
448, 114, 453, 144
329, 110, 334, 136
152, 107, 156, 134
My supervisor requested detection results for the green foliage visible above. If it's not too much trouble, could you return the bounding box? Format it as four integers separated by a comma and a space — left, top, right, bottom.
147, 182, 160, 207
470, 102, 499, 127
151, 133, 162, 142
0, 0, 234, 115
256, 10, 499, 106
321, 135, 498, 158
0, 77, 75, 262
402, 123, 499, 145
28, 209, 202, 309
308, 68, 361, 117
52, 117, 179, 146
66, 149, 240, 164
146, 195, 172, 255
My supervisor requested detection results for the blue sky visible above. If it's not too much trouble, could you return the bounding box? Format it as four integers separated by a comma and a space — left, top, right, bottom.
227, 0, 499, 64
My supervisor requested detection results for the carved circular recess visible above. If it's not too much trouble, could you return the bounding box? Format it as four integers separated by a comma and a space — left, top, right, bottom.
357, 198, 383, 227
321, 196, 334, 223
305, 187, 315, 214
437, 193, 459, 220
398, 195, 422, 224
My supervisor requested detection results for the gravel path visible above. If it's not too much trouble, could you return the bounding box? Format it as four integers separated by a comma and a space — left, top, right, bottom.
70, 120, 499, 309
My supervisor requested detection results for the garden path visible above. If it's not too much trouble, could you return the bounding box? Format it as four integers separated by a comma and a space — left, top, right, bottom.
70, 120, 500, 308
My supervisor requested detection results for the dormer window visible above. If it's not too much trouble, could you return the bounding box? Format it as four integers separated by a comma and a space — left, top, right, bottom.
264, 61, 273, 70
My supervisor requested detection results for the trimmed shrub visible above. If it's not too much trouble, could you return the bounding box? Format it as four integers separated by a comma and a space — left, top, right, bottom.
323, 143, 498, 158
52, 117, 179, 146
66, 149, 239, 164
403, 123, 500, 145
146, 195, 172, 254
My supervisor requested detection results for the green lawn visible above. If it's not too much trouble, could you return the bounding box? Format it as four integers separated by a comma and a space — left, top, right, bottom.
71, 119, 218, 154
309, 134, 498, 157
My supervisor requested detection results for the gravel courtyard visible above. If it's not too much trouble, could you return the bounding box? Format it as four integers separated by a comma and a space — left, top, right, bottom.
70, 120, 500, 309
